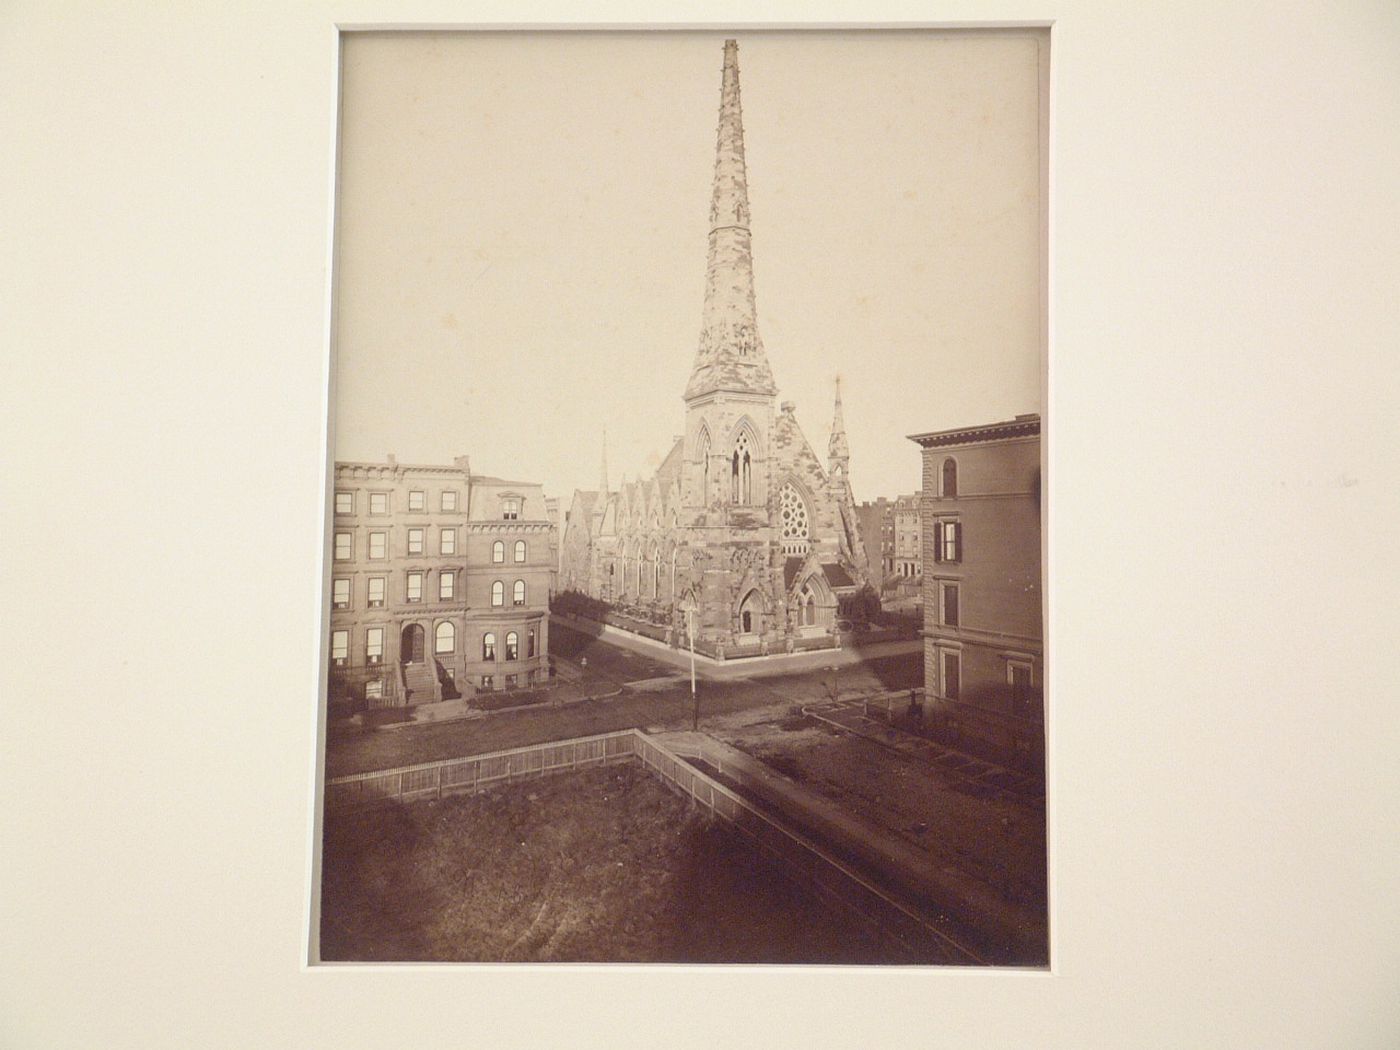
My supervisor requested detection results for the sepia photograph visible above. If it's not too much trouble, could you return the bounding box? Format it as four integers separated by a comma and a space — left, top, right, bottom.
9, 2, 1400, 1046
316, 28, 1048, 967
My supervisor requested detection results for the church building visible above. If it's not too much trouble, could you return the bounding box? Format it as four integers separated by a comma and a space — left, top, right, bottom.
559, 40, 870, 658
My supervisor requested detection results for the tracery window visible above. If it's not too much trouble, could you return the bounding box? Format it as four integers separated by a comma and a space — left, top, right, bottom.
778, 483, 809, 540
730, 431, 753, 504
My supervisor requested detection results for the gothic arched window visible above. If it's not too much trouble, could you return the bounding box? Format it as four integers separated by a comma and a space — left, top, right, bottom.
778, 483, 809, 540
698, 430, 711, 504
731, 431, 752, 504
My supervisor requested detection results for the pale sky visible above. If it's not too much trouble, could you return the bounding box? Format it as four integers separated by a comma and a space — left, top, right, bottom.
333, 29, 1046, 505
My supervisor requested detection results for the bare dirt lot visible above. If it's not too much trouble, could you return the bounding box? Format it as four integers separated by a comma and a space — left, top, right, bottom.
320, 764, 902, 964
707, 711, 1048, 919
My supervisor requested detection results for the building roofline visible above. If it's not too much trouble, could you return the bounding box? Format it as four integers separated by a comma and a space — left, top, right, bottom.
907, 414, 1041, 448
334, 460, 469, 475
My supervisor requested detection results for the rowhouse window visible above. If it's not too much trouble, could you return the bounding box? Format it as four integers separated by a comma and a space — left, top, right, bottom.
370, 492, 388, 515
441, 490, 457, 511
505, 674, 517, 690
368, 532, 386, 559
942, 651, 961, 700
408, 490, 425, 511
365, 679, 383, 700
514, 539, 526, 563
527, 629, 536, 658
440, 528, 456, 555
480, 674, 494, 690
335, 491, 353, 514
941, 458, 958, 498
502, 498, 520, 520
333, 532, 351, 560
491, 581, 504, 607
435, 621, 455, 655
407, 528, 424, 555
439, 573, 455, 600
406, 572, 422, 603
366, 628, 383, 664
492, 540, 505, 564
330, 630, 348, 666
513, 580, 526, 606
505, 631, 519, 661
482, 633, 496, 660
367, 577, 385, 607
941, 521, 962, 563
332, 578, 350, 609
942, 583, 959, 627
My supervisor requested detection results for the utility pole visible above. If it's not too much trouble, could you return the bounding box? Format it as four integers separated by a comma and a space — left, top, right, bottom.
680, 591, 699, 731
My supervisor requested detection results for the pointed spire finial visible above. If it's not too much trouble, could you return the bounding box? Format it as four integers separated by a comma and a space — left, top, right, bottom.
600, 426, 609, 493
829, 375, 850, 467
685, 39, 778, 402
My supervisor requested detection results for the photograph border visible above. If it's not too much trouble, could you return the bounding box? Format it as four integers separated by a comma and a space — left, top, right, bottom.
307, 20, 1055, 974
8, 2, 1399, 1047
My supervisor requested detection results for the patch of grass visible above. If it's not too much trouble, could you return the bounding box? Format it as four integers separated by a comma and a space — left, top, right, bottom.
319, 764, 899, 964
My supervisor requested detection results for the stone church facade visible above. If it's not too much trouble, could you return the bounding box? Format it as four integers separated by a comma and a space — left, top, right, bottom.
559, 40, 870, 658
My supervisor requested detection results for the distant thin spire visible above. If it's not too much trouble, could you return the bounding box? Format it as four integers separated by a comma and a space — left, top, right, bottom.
600, 427, 609, 493
828, 375, 850, 467
685, 39, 778, 401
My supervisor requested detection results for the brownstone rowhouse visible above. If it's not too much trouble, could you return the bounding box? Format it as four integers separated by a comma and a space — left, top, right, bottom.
910, 416, 1043, 770
327, 456, 551, 708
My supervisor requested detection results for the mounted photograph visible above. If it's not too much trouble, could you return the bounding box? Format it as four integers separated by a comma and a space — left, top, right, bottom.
315, 28, 1048, 967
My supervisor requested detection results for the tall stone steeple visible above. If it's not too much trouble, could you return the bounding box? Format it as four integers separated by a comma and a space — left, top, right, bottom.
684, 39, 778, 402
828, 375, 850, 471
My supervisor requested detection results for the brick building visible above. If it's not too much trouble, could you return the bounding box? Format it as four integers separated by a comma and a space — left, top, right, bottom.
892, 493, 923, 591
327, 455, 552, 708
855, 497, 893, 583
558, 40, 870, 656
909, 415, 1043, 768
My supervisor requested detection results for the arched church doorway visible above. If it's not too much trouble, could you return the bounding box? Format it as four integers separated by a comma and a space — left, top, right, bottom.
401, 623, 425, 664
738, 590, 763, 637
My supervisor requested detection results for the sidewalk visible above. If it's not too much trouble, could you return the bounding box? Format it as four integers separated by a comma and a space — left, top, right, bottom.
335, 677, 623, 733
554, 613, 920, 681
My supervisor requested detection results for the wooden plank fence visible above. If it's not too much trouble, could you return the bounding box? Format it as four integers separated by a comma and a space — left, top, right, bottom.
324, 730, 638, 810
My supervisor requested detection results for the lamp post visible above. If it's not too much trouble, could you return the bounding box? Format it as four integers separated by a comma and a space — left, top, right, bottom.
679, 591, 699, 731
